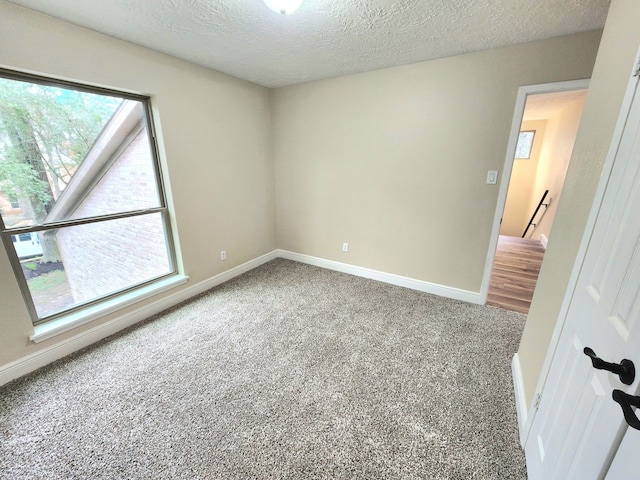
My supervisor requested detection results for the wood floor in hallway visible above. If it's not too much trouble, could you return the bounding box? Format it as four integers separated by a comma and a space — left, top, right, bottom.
487, 235, 546, 314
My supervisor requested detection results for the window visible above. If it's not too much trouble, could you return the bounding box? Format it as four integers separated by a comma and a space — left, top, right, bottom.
515, 130, 535, 159
8, 193, 19, 208
0, 70, 177, 324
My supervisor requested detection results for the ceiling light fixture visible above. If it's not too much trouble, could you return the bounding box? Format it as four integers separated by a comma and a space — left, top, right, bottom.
263, 0, 303, 15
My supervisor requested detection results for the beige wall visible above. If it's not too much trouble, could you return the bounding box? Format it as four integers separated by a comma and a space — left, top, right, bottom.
500, 120, 547, 237
272, 32, 601, 293
0, 2, 276, 366
528, 95, 587, 242
519, 0, 640, 407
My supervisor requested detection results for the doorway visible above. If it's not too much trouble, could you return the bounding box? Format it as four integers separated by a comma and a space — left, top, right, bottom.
481, 80, 590, 313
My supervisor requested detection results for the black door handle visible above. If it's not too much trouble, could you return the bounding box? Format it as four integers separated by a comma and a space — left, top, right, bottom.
583, 347, 636, 385
612, 390, 640, 430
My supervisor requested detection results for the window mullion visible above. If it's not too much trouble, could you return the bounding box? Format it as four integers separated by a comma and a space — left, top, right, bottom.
1, 207, 168, 235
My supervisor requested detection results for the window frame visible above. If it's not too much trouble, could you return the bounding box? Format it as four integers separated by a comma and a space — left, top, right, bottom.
0, 68, 179, 326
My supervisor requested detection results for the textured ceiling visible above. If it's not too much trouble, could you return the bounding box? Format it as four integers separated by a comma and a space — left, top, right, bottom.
7, 0, 610, 88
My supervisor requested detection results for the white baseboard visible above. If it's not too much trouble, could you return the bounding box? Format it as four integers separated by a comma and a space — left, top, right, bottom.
539, 234, 548, 249
512, 353, 529, 447
0, 250, 278, 386
277, 249, 481, 304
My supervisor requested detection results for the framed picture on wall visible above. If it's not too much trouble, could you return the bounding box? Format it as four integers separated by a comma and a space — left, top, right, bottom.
515, 130, 535, 159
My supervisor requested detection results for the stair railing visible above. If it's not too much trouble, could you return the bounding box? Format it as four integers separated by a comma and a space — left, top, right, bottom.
522, 190, 550, 238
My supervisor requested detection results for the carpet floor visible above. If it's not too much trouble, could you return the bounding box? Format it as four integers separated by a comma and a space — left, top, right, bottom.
0, 259, 527, 479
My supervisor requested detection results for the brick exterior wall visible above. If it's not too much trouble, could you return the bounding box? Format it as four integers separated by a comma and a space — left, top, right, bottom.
0, 193, 15, 214
0, 193, 23, 228
56, 131, 171, 304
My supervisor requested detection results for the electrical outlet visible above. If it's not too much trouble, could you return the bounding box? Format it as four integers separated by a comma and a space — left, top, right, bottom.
220, 250, 227, 261
342, 243, 349, 252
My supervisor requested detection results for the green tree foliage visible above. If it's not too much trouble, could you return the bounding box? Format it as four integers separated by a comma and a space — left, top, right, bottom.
0, 79, 121, 207
0, 77, 121, 260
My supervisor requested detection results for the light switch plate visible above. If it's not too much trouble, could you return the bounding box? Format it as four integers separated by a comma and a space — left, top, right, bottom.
486, 170, 498, 185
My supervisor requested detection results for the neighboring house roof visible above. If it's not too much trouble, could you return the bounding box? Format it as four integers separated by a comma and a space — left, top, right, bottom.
44, 100, 144, 223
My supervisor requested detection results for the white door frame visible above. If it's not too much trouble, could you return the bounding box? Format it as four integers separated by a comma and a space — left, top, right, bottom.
479, 78, 590, 305
514, 57, 640, 446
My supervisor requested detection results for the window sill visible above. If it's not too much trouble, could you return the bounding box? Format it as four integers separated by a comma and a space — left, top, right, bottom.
30, 274, 189, 343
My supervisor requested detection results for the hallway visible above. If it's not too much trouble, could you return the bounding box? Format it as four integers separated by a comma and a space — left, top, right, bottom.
487, 235, 545, 314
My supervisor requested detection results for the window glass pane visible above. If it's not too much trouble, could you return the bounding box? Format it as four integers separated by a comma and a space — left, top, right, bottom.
515, 130, 535, 159
8, 193, 19, 208
12, 213, 172, 320
0, 77, 161, 229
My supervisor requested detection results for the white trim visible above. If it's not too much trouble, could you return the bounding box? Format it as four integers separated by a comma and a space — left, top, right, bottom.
479, 79, 590, 304
512, 353, 529, 447
31, 275, 190, 343
0, 250, 278, 386
539, 233, 548, 249
277, 249, 481, 304
523, 63, 640, 445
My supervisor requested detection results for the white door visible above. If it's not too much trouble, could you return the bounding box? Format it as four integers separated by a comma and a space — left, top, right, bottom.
605, 428, 640, 479
524, 74, 640, 479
